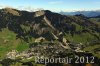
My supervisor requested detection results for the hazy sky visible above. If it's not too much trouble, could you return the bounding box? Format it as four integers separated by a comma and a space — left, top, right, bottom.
0, 0, 100, 12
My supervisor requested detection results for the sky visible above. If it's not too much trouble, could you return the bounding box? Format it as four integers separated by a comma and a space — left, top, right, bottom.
0, 0, 100, 12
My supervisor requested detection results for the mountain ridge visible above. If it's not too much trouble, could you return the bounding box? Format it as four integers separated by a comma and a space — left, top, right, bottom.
0, 8, 100, 43
59, 10, 100, 17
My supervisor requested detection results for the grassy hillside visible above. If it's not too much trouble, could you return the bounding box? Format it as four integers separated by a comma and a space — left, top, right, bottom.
0, 28, 29, 59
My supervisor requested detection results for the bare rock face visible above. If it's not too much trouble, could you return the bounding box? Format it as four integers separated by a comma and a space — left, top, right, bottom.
35, 10, 45, 17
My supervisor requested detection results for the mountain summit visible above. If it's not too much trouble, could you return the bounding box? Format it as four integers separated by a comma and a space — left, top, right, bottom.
2, 8, 20, 16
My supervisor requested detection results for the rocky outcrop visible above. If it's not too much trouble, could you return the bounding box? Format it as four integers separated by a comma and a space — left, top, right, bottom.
35, 10, 45, 17
35, 37, 46, 42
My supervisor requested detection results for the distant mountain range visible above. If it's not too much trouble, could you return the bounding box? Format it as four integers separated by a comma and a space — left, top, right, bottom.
59, 10, 100, 17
